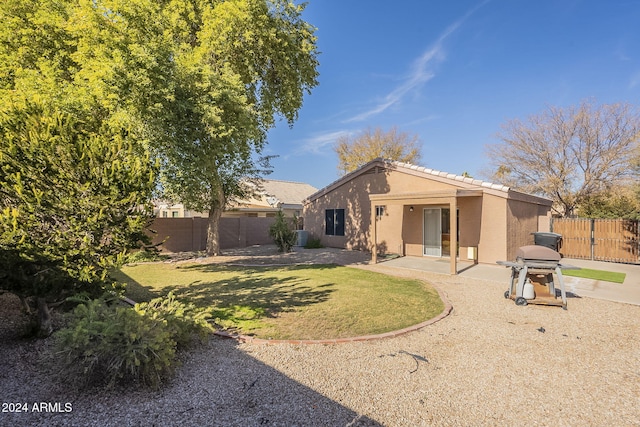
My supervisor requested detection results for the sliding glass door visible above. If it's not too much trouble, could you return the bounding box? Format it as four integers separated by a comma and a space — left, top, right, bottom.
423, 208, 442, 257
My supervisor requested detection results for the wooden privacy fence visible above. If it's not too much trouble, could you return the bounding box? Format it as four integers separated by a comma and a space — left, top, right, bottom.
551, 218, 640, 264
148, 217, 276, 253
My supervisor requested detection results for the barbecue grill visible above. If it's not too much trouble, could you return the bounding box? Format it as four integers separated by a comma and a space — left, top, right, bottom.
497, 245, 579, 310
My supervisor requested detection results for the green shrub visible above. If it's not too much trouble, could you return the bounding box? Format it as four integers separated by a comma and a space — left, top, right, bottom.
268, 210, 298, 253
134, 292, 213, 348
0, 103, 156, 337
125, 249, 169, 264
53, 293, 213, 390
304, 235, 324, 249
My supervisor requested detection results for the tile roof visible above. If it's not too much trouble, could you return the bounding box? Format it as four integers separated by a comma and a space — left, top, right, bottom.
389, 159, 511, 192
260, 179, 318, 205
305, 158, 550, 205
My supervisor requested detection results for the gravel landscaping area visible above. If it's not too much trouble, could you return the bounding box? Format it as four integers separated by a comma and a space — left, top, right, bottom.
1, 246, 639, 426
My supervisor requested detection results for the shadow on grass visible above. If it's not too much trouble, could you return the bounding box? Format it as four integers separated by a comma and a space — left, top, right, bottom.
177, 264, 337, 315
112, 264, 340, 330
110, 269, 160, 302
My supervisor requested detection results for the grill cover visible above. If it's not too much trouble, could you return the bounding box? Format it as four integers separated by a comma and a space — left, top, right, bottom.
516, 245, 561, 262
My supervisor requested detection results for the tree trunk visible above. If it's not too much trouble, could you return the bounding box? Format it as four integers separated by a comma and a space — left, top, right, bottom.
19, 295, 32, 314
206, 206, 223, 256
36, 297, 53, 337
206, 185, 226, 256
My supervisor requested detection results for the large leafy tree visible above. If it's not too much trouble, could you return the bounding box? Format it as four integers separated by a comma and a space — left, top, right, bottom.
0, 0, 165, 333
158, 0, 319, 255
1, 0, 319, 305
334, 126, 422, 175
486, 100, 640, 217
0, 0, 174, 131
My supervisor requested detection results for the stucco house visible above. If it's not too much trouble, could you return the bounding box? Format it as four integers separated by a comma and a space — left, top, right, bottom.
154, 201, 188, 218
302, 159, 553, 274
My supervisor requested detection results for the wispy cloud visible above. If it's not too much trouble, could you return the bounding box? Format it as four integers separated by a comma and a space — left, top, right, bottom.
293, 130, 353, 156
345, 1, 489, 123
401, 114, 442, 127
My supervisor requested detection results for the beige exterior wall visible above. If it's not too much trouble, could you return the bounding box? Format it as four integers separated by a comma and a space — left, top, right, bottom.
304, 168, 487, 256
375, 203, 405, 255
458, 196, 483, 262
303, 164, 551, 265
303, 168, 391, 250
477, 193, 508, 263
156, 204, 186, 218
380, 198, 488, 261
538, 209, 552, 233
399, 205, 422, 256
304, 167, 469, 252
376, 170, 459, 256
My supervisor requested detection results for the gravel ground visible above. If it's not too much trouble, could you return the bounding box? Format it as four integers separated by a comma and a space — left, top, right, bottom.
1, 247, 639, 426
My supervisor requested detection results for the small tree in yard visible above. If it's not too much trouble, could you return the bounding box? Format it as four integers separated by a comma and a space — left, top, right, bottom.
269, 211, 297, 253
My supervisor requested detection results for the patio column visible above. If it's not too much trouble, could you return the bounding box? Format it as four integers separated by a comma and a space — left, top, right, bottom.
450, 197, 458, 275
371, 200, 377, 263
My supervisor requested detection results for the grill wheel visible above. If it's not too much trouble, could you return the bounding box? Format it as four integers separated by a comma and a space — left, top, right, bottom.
515, 296, 528, 306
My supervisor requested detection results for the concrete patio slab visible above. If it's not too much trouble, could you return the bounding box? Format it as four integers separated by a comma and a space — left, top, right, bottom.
378, 255, 640, 306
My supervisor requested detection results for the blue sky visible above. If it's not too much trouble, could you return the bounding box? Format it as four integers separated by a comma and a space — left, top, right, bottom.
264, 0, 640, 190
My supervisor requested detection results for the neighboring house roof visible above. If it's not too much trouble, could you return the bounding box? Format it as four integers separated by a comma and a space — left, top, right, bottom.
234, 179, 319, 210
305, 158, 552, 206
260, 179, 319, 207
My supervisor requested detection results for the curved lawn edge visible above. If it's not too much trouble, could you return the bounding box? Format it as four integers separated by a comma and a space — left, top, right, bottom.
213, 285, 453, 345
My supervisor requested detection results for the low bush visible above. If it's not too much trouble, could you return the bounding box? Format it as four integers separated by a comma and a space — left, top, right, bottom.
124, 249, 169, 264
304, 235, 324, 249
268, 210, 297, 253
52, 293, 213, 390
134, 292, 213, 349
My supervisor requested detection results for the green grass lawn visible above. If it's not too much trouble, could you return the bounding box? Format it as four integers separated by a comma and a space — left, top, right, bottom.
562, 268, 626, 283
112, 263, 444, 340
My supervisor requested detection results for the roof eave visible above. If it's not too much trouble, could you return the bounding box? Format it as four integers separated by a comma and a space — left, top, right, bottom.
303, 158, 552, 206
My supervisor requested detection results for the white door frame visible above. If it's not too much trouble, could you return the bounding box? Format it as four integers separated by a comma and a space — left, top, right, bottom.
423, 207, 442, 257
